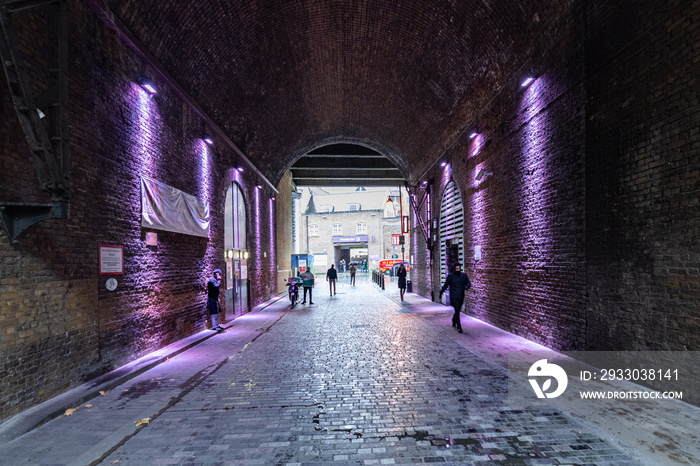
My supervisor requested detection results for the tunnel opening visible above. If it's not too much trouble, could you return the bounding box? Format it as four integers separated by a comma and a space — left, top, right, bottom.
290, 143, 405, 188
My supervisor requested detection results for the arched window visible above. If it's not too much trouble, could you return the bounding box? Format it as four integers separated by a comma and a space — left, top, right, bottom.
224, 183, 248, 316
225, 182, 247, 251
439, 181, 464, 280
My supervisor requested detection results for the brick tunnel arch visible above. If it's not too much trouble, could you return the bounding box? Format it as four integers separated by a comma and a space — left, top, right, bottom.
90, 0, 563, 187
1, 0, 697, 425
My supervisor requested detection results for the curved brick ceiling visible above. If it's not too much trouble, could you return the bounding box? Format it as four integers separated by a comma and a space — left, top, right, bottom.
105, 0, 565, 186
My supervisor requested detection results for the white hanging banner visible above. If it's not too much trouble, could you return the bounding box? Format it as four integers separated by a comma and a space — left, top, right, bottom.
141, 176, 210, 238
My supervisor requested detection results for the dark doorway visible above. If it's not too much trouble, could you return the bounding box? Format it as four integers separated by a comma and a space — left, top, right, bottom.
445, 240, 460, 277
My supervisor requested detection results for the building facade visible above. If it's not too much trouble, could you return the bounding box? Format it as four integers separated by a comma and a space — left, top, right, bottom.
297, 187, 410, 273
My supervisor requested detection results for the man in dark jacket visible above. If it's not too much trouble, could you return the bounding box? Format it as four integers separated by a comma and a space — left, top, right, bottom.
326, 264, 338, 296
207, 269, 223, 331
349, 264, 356, 285
439, 262, 471, 333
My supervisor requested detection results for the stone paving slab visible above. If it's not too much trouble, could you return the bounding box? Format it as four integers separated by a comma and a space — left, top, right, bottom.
0, 276, 698, 465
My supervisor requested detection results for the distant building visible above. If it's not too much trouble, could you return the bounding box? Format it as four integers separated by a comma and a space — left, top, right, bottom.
296, 187, 410, 272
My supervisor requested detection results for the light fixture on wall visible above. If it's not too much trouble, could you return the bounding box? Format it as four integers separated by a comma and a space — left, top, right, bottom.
256, 185, 262, 189
521, 77, 534, 87
204, 136, 214, 145
139, 79, 157, 97
469, 132, 479, 139
243, 251, 249, 260
440, 161, 447, 167
237, 167, 244, 172
475, 168, 492, 181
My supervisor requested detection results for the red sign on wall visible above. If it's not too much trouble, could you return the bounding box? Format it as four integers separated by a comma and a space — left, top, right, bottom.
391, 234, 401, 246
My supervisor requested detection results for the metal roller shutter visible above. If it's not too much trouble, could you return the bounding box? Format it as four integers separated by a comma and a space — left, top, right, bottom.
439, 181, 464, 280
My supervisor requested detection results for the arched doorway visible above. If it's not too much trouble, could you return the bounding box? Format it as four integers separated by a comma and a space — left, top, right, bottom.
224, 182, 249, 317
439, 180, 464, 281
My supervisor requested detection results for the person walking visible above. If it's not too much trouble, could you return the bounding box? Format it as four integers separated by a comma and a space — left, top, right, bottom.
300, 269, 315, 304
439, 262, 471, 333
397, 263, 407, 301
349, 264, 356, 286
207, 268, 223, 331
326, 264, 338, 296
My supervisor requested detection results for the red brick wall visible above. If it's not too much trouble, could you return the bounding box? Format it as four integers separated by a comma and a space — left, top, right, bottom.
0, 2, 276, 420
414, 11, 586, 351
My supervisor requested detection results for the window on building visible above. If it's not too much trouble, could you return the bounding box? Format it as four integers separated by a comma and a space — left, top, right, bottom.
348, 203, 360, 211
309, 224, 319, 236
332, 223, 343, 235
356, 223, 367, 234
320, 205, 334, 213
384, 202, 396, 218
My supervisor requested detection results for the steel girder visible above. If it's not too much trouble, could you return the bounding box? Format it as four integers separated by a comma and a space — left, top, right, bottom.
0, 0, 69, 243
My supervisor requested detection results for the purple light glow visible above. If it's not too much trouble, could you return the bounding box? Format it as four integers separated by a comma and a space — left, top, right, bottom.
230, 167, 243, 185
469, 132, 478, 139
237, 167, 244, 172
517, 76, 560, 344
519, 112, 553, 266
440, 161, 447, 167
140, 82, 157, 96
466, 185, 487, 319
254, 186, 262, 279
127, 83, 182, 336
521, 77, 534, 87
520, 77, 546, 122
441, 162, 452, 187
470, 133, 485, 157
204, 137, 213, 145
269, 197, 276, 291
129, 83, 163, 180
195, 140, 211, 202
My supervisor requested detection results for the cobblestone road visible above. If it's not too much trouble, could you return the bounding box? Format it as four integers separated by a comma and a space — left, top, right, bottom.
2, 277, 691, 465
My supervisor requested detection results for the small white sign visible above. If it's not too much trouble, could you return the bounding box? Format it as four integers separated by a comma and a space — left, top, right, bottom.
475, 245, 482, 261
226, 262, 233, 290
99, 245, 123, 275
105, 278, 118, 291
